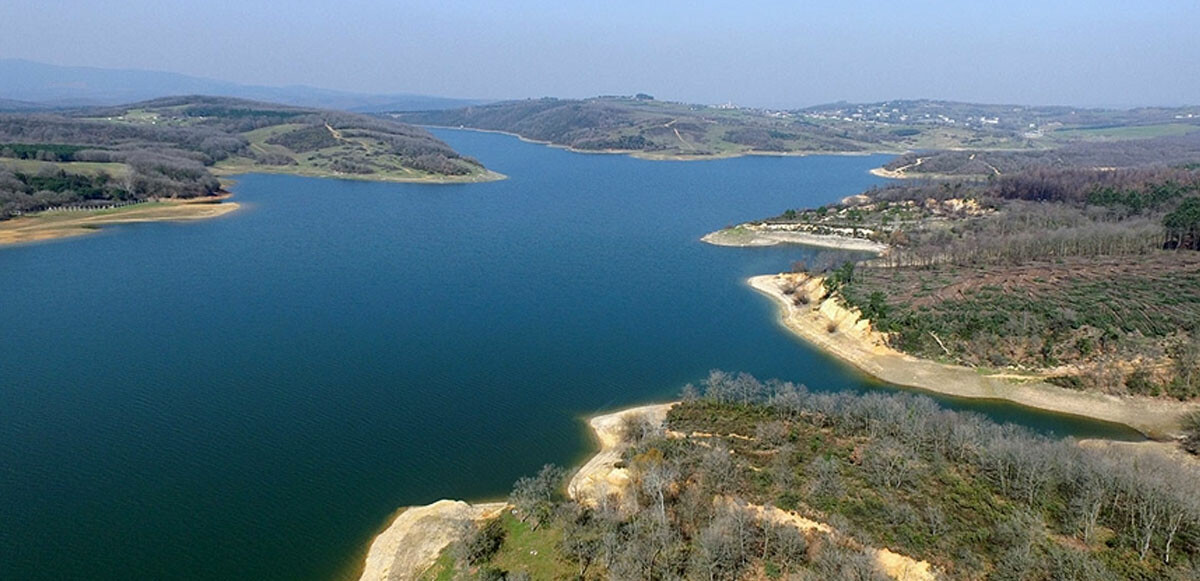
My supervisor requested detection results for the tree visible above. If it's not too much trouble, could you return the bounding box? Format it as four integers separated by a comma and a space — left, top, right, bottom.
461, 517, 506, 565
1182, 410, 1200, 455
621, 413, 662, 447
508, 464, 565, 529
632, 448, 677, 521
1164, 197, 1200, 250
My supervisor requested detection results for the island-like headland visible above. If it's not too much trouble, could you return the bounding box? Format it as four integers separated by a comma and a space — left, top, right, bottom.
360, 401, 944, 581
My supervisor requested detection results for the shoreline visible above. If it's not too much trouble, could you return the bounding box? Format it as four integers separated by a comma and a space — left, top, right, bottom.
211, 164, 507, 184
355, 402, 675, 581
356, 500, 509, 581
0, 194, 241, 248
354, 395, 1193, 580
567, 403, 678, 508
701, 226, 889, 253
425, 125, 904, 162
749, 272, 1199, 439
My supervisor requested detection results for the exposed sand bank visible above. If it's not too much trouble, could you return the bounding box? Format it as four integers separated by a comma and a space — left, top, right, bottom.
0, 196, 240, 247
567, 403, 677, 508
1078, 438, 1200, 466
356, 403, 675, 581
702, 225, 889, 253
749, 272, 1199, 438
357, 500, 508, 581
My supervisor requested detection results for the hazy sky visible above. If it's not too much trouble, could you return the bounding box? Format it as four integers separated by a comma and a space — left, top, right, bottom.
3, 1, 1198, 108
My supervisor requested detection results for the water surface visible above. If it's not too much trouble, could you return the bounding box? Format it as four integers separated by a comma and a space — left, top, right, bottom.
0, 129, 1138, 580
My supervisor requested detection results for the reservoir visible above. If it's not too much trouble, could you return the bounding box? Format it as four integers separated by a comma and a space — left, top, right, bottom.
0, 129, 1139, 580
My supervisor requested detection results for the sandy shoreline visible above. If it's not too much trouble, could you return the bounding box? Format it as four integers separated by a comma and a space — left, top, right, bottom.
567, 403, 677, 508
357, 500, 508, 581
0, 196, 241, 247
701, 226, 889, 253
355, 403, 675, 581
749, 272, 1199, 438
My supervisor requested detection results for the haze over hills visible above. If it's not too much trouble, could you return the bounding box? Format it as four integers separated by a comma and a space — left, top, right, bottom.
395, 95, 1200, 163
0, 59, 485, 112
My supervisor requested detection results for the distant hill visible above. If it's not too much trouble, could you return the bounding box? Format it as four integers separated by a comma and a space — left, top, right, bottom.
393, 96, 967, 158
0, 59, 484, 112
0, 98, 48, 112
396, 96, 1200, 166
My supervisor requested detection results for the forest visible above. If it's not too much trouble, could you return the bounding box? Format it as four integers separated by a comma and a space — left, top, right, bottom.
424, 372, 1200, 580
0, 96, 485, 218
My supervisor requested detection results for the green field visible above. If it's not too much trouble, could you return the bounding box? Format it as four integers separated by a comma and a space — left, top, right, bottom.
0, 158, 130, 177
1051, 123, 1199, 141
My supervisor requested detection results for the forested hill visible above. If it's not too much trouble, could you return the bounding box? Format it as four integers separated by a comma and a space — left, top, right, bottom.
394, 96, 1200, 161
391, 97, 961, 158
0, 96, 490, 219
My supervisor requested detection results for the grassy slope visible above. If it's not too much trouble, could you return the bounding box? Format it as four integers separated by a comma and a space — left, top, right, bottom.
214, 120, 502, 183
0, 158, 130, 177
80, 99, 496, 183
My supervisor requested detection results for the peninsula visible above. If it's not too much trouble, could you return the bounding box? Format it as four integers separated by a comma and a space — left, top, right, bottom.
378, 375, 1200, 580
704, 161, 1200, 439
0, 96, 500, 246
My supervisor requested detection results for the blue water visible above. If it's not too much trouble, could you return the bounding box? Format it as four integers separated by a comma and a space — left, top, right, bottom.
0, 129, 1139, 580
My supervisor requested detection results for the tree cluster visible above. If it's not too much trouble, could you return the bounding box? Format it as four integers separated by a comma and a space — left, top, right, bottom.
445, 372, 1200, 580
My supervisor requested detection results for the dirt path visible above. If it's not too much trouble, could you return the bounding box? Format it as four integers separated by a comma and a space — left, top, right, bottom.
749, 272, 1198, 438
969, 154, 1001, 176
870, 156, 926, 178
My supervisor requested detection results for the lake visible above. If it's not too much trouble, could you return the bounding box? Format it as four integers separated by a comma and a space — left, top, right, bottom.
0, 129, 1139, 580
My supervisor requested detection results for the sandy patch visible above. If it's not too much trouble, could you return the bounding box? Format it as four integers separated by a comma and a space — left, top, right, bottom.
749, 272, 1199, 438
701, 227, 888, 253
358, 500, 508, 581
725, 498, 936, 581
567, 403, 677, 508
0, 198, 240, 247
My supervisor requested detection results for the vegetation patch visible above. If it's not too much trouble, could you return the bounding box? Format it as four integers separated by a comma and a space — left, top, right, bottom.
451, 372, 1200, 580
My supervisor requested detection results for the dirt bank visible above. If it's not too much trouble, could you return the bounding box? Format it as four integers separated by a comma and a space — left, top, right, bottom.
0, 197, 240, 247
357, 500, 508, 581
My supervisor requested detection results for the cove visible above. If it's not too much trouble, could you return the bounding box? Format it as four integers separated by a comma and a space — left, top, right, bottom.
0, 129, 1140, 581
